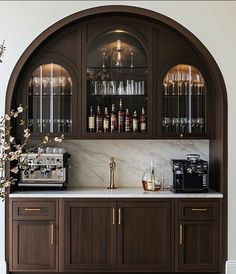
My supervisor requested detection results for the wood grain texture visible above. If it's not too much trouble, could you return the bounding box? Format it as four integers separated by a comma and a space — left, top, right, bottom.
63, 201, 116, 271
117, 201, 173, 271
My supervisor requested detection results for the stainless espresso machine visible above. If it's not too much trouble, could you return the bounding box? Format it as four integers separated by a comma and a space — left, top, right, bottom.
18, 152, 70, 188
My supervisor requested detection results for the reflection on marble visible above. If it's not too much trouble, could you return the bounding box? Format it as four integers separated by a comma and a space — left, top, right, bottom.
58, 140, 209, 188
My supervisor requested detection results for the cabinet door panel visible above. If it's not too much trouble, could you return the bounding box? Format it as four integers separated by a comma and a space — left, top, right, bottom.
118, 201, 173, 271
12, 220, 56, 271
178, 221, 219, 271
63, 201, 116, 270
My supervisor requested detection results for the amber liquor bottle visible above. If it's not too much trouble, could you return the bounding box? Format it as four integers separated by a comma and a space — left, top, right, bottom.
110, 104, 117, 132
96, 106, 103, 133
125, 108, 131, 132
118, 99, 124, 132
88, 106, 95, 132
103, 107, 110, 132
140, 107, 147, 132
132, 110, 139, 132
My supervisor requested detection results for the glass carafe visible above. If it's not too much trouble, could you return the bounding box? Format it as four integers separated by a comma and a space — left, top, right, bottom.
142, 161, 161, 192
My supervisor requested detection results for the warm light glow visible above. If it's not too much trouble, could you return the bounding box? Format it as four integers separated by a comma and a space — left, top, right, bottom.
116, 40, 121, 51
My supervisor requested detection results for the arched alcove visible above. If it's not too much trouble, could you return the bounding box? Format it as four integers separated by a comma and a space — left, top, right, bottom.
5, 5, 227, 272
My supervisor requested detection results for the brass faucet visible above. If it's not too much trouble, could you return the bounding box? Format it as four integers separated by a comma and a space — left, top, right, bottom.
107, 157, 117, 189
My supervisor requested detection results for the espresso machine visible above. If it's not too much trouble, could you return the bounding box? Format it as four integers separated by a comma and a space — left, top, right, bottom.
18, 151, 70, 188
172, 154, 208, 193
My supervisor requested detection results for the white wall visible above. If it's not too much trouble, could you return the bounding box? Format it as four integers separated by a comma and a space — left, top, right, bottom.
0, 1, 236, 273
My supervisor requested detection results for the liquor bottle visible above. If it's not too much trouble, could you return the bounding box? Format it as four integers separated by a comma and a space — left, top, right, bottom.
140, 107, 147, 132
103, 107, 110, 132
96, 106, 103, 133
125, 108, 131, 132
110, 104, 117, 132
118, 99, 124, 132
132, 110, 138, 132
88, 106, 95, 132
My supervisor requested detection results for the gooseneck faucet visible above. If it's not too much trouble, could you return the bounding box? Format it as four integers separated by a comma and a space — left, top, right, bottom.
107, 157, 117, 189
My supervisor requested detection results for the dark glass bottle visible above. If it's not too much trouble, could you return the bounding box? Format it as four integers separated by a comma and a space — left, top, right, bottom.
118, 99, 124, 132
110, 104, 117, 132
125, 108, 131, 132
103, 107, 110, 132
132, 110, 138, 132
88, 106, 95, 132
96, 106, 103, 133
140, 107, 147, 132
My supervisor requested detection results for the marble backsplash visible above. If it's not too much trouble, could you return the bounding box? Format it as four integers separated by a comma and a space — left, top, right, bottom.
57, 140, 209, 188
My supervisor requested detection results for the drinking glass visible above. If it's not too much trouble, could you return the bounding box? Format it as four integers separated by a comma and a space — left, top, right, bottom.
118, 81, 124, 95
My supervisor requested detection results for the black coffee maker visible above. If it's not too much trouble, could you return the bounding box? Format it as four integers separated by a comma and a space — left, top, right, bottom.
172, 154, 208, 193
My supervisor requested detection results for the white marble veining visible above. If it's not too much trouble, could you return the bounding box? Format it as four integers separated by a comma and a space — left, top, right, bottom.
9, 187, 223, 198
57, 140, 209, 188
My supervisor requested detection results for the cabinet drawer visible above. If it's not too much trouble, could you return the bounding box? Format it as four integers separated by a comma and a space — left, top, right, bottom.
179, 201, 218, 220
12, 201, 56, 220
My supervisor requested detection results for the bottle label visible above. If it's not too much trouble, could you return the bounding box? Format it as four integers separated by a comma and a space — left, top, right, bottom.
103, 119, 109, 129
89, 117, 95, 129
118, 114, 124, 132
133, 119, 138, 131
111, 115, 117, 132
96, 117, 102, 132
141, 122, 146, 131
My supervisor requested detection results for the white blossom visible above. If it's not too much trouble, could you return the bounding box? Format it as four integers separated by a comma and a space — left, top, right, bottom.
10, 136, 15, 143
4, 114, 10, 120
13, 112, 19, 118
17, 106, 24, 113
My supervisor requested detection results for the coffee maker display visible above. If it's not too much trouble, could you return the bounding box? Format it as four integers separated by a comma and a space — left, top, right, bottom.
18, 148, 70, 188
172, 154, 208, 193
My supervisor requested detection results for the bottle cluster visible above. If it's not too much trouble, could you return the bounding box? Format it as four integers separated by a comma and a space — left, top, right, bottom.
88, 99, 147, 133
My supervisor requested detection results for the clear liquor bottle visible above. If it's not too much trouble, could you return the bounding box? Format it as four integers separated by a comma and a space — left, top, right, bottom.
96, 106, 103, 133
132, 110, 138, 132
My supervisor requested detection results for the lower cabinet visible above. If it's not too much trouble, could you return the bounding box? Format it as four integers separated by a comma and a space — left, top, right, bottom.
61, 201, 116, 271
176, 200, 221, 272
9, 199, 58, 272
117, 201, 173, 271
12, 220, 56, 271
9, 198, 222, 273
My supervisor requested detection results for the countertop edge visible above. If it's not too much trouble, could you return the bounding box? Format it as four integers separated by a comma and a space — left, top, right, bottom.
9, 187, 224, 199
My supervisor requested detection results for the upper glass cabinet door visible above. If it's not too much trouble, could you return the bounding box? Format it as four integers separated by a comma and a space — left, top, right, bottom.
27, 63, 73, 135
86, 31, 149, 134
162, 64, 206, 136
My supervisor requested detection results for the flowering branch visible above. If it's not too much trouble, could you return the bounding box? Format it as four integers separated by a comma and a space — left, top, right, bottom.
0, 105, 64, 199
0, 42, 64, 199
0, 40, 6, 63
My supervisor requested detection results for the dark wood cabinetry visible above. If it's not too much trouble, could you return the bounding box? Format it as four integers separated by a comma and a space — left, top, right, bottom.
9, 198, 222, 274
6, 5, 227, 274
61, 200, 116, 271
9, 199, 58, 272
117, 201, 173, 271
176, 200, 221, 272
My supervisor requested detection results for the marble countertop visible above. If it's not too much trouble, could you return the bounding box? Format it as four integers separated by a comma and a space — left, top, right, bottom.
9, 187, 223, 198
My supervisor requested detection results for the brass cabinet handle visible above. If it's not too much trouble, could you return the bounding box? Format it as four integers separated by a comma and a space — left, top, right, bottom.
24, 208, 41, 211
50, 224, 54, 245
180, 224, 183, 245
118, 208, 121, 225
191, 208, 208, 211
112, 208, 116, 225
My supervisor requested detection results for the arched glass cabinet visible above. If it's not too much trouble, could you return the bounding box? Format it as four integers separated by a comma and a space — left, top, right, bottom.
162, 64, 206, 136
85, 30, 149, 135
27, 63, 73, 134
